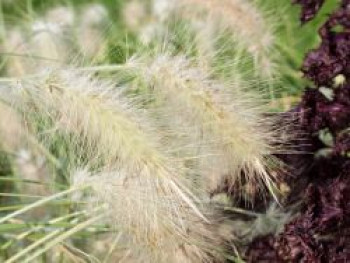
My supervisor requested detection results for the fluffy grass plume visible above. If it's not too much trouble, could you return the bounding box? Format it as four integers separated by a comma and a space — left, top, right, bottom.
72, 169, 226, 262
152, 0, 277, 79
125, 53, 283, 200
17, 68, 227, 262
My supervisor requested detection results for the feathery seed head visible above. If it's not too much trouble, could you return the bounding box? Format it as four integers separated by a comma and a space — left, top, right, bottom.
71, 168, 225, 262
152, 0, 278, 79
127, 53, 284, 200
178, 0, 275, 51
18, 68, 226, 262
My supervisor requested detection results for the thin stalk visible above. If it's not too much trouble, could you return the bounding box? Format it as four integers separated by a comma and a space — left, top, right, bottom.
21, 215, 105, 263
0, 186, 87, 224
4, 210, 104, 263
5, 230, 62, 263
102, 232, 122, 263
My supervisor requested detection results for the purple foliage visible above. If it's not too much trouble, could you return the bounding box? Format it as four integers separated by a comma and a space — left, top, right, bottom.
302, 4, 350, 85
246, 1, 350, 261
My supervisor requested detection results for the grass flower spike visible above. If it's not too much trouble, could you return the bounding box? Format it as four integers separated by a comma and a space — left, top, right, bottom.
18, 68, 226, 262
154, 0, 277, 78
127, 54, 282, 199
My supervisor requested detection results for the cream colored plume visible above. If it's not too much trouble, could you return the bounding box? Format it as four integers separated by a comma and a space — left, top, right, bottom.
72, 169, 225, 263
152, 0, 277, 78
126, 54, 282, 199
18, 68, 226, 262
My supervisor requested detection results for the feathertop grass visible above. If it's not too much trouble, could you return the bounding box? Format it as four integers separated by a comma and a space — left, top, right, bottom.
152, 0, 278, 79
125, 53, 284, 200
16, 68, 226, 262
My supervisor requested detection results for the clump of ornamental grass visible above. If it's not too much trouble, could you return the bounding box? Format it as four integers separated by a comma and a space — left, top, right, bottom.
122, 0, 305, 101
119, 52, 285, 202
150, 0, 278, 79
9, 68, 229, 262
0, 2, 296, 261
